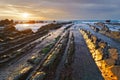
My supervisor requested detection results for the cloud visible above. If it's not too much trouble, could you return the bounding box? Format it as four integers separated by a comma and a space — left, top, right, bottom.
0, 0, 120, 20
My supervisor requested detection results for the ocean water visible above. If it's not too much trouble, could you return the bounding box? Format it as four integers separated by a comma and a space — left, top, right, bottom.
73, 20, 120, 31
15, 23, 48, 32
73, 20, 120, 24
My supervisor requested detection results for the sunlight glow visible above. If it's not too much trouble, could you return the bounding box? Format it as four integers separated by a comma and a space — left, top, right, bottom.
22, 13, 29, 18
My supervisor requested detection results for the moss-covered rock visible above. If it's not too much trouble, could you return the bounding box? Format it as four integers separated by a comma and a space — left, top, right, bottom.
8, 66, 33, 80
42, 51, 57, 69
31, 71, 46, 80
27, 56, 41, 65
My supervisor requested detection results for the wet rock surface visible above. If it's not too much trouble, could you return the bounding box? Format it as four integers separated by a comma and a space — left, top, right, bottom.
72, 29, 103, 80
80, 29, 120, 80
0, 23, 120, 80
94, 22, 120, 42
0, 24, 70, 80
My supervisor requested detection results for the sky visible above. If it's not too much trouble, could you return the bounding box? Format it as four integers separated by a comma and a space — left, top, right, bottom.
0, 0, 120, 20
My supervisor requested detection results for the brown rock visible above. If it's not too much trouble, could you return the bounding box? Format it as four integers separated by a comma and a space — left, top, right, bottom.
98, 41, 107, 48
108, 48, 118, 60
91, 35, 98, 44
111, 66, 120, 80
105, 58, 115, 66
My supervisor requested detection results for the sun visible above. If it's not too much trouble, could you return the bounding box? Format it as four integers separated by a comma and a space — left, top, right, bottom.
22, 13, 29, 18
